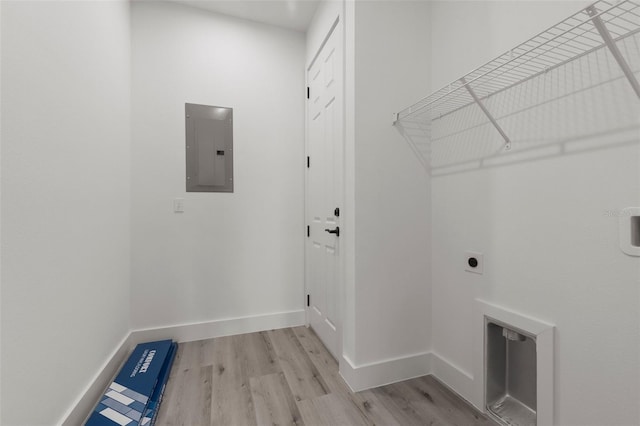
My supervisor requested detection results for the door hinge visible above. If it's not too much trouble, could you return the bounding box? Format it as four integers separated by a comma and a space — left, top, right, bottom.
307, 225, 310, 237
307, 156, 310, 168
307, 294, 310, 307
307, 86, 310, 99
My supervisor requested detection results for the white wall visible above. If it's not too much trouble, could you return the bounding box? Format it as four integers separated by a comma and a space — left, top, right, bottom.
350, 0, 432, 366
430, 2, 640, 425
0, 1, 131, 424
306, 0, 433, 386
130, 2, 306, 329
0, 1, 4, 421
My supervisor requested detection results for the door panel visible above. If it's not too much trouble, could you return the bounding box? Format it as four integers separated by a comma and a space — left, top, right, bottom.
306, 22, 342, 359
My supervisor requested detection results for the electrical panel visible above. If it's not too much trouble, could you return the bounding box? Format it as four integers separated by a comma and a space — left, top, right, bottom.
185, 103, 233, 193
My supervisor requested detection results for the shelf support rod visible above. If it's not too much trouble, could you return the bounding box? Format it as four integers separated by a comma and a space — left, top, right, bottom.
461, 77, 512, 150
587, 5, 640, 99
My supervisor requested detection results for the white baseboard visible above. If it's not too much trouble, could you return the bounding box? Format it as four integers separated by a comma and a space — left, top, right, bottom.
339, 352, 433, 392
338, 350, 477, 410
129, 310, 306, 344
430, 351, 476, 409
59, 310, 305, 425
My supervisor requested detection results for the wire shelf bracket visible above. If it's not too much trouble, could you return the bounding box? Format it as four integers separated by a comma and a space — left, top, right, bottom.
461, 77, 513, 151
587, 4, 640, 97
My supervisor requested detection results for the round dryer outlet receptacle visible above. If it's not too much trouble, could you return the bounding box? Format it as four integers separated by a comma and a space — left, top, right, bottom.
464, 251, 484, 274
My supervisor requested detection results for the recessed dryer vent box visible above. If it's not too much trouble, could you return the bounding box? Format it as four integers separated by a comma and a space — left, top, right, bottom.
476, 300, 554, 426
486, 320, 536, 426
619, 207, 640, 256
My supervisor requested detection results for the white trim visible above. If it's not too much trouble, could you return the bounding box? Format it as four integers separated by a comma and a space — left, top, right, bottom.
58, 310, 305, 426
473, 299, 555, 426
339, 352, 432, 392
430, 352, 475, 405
130, 310, 305, 344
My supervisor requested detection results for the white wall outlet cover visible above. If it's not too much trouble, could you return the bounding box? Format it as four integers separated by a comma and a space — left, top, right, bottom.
465, 251, 484, 274
619, 207, 640, 256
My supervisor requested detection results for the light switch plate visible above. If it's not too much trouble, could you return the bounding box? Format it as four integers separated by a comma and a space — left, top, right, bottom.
465, 251, 484, 274
173, 198, 184, 213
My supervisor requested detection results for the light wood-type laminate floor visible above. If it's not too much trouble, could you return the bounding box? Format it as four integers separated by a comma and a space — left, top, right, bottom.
156, 326, 497, 426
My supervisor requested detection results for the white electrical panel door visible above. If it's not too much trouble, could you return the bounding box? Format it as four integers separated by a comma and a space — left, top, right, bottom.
185, 103, 233, 193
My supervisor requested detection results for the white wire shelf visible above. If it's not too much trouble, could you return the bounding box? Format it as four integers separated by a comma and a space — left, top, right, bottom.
394, 0, 640, 159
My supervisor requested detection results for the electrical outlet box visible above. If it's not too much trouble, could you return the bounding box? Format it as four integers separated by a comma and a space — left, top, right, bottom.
465, 251, 484, 274
619, 207, 640, 256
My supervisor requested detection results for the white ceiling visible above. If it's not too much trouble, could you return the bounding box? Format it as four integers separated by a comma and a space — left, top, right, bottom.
167, 0, 320, 32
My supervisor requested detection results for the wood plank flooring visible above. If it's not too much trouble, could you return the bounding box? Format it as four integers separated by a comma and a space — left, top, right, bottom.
156, 327, 496, 426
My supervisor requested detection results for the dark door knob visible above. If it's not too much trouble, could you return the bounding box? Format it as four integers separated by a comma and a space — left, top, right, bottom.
324, 226, 340, 237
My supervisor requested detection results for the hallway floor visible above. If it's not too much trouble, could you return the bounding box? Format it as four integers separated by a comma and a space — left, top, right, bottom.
156, 326, 496, 426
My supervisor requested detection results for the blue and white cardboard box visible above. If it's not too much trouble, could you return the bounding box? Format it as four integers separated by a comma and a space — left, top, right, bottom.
85, 340, 176, 426
142, 341, 177, 426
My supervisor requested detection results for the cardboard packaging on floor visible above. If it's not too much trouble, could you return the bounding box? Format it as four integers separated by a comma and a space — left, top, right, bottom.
85, 339, 178, 426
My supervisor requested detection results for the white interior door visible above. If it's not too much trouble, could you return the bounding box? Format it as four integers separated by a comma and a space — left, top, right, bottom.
306, 21, 343, 360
